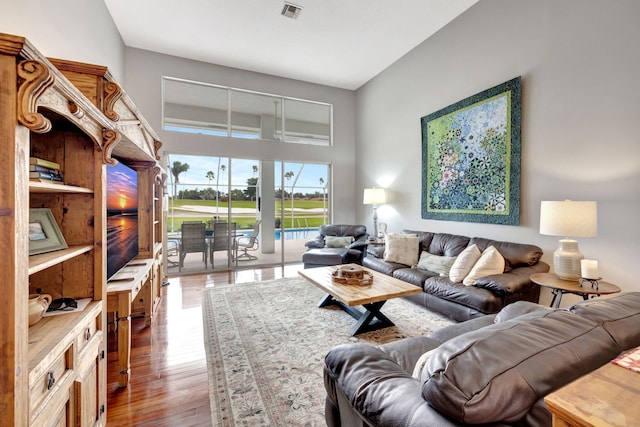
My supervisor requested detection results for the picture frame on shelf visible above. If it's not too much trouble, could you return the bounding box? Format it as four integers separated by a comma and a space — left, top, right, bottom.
29, 208, 68, 255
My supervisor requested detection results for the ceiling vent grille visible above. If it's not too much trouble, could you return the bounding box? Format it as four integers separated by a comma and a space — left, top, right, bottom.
281, 3, 302, 19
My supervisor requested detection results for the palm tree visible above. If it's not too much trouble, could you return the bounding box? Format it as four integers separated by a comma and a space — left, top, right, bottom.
319, 177, 326, 224
206, 171, 215, 184
215, 162, 227, 216
170, 161, 189, 199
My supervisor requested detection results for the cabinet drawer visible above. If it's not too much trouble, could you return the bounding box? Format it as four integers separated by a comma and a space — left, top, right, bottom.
30, 346, 73, 421
76, 314, 100, 356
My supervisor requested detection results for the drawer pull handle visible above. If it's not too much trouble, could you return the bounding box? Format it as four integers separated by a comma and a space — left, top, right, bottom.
47, 372, 55, 390
85, 328, 91, 340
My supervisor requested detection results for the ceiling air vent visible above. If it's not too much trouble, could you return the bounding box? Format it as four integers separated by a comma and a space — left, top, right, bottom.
281, 3, 302, 19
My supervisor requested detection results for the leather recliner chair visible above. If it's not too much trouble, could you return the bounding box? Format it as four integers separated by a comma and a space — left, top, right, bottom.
302, 224, 369, 268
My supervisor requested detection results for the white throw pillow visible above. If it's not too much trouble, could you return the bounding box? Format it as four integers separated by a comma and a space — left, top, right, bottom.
324, 236, 354, 248
462, 246, 505, 286
383, 233, 419, 266
412, 348, 437, 381
449, 244, 481, 283
417, 252, 457, 276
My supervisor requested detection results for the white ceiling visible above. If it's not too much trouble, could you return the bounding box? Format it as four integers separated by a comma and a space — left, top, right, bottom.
103, 0, 478, 90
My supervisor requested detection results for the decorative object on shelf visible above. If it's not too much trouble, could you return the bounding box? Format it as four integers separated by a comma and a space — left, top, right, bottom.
28, 293, 52, 326
363, 187, 386, 239
28, 208, 68, 255
332, 265, 373, 286
539, 200, 598, 281
421, 76, 521, 225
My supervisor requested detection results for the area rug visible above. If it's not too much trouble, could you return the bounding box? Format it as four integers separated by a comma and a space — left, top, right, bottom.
202, 277, 454, 426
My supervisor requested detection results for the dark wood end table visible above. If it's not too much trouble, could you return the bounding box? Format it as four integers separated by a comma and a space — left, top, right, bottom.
530, 272, 621, 308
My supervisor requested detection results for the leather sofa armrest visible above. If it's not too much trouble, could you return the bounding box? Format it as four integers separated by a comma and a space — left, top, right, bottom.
473, 262, 550, 294
349, 234, 369, 247
305, 236, 325, 249
324, 344, 459, 427
376, 336, 441, 373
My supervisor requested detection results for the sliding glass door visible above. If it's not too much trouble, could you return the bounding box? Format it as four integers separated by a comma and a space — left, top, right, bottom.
165, 154, 329, 274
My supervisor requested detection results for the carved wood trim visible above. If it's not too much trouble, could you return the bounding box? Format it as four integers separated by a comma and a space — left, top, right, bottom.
153, 166, 164, 184
153, 140, 163, 161
102, 129, 121, 165
0, 34, 26, 56
68, 101, 85, 119
16, 59, 54, 133
103, 81, 122, 121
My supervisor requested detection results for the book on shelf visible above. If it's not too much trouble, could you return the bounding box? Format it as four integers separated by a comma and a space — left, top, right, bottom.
29, 164, 63, 176
29, 157, 60, 170
29, 171, 64, 182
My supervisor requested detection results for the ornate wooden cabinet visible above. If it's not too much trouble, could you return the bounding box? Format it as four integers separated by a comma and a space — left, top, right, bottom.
0, 33, 164, 426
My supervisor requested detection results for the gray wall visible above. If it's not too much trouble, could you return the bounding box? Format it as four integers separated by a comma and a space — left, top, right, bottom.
0, 0, 125, 81
123, 48, 357, 224
355, 0, 640, 299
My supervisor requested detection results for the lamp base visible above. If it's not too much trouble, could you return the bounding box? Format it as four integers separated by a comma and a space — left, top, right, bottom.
553, 239, 584, 281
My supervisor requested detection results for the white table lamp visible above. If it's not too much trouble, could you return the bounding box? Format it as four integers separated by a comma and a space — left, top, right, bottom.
363, 188, 386, 239
540, 200, 597, 281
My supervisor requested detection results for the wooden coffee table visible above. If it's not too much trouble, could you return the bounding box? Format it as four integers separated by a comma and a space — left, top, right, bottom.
299, 264, 422, 335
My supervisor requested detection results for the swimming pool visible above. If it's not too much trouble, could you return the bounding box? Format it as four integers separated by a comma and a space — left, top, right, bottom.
274, 228, 318, 240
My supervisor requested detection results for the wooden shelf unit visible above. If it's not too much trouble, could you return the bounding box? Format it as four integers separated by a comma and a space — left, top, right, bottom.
0, 32, 165, 427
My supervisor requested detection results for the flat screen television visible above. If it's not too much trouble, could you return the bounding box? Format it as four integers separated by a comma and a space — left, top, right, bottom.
106, 161, 138, 280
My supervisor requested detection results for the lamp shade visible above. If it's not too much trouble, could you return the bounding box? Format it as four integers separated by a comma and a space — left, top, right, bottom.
363, 188, 386, 205
539, 200, 597, 238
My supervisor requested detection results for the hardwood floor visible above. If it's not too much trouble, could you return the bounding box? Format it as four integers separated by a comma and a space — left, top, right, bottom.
106, 264, 303, 426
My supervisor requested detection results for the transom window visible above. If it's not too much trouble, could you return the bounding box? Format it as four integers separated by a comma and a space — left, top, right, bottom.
162, 77, 332, 146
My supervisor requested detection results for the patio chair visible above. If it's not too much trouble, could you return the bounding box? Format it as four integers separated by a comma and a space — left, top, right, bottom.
179, 222, 208, 271
210, 221, 237, 267
235, 220, 262, 265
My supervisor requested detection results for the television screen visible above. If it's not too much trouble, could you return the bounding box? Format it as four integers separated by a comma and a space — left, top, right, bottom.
106, 161, 138, 279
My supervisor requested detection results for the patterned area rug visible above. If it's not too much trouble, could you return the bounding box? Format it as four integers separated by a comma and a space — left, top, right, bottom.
202, 276, 454, 426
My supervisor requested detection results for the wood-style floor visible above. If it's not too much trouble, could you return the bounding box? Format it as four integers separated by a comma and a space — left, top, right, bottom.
106, 264, 303, 426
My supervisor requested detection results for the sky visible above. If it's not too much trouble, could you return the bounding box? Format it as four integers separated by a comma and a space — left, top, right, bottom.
106, 162, 138, 211
167, 154, 329, 191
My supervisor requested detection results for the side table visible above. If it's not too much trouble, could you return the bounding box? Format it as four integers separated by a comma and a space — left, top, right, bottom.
530, 273, 621, 308
531, 273, 620, 308
545, 361, 640, 426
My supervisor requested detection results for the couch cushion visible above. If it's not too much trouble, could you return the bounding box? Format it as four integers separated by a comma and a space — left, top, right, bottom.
363, 256, 405, 276
570, 292, 640, 350
462, 246, 505, 286
384, 233, 419, 266
470, 237, 543, 268
421, 309, 621, 424
417, 252, 457, 276
449, 244, 481, 283
392, 267, 435, 287
423, 276, 505, 314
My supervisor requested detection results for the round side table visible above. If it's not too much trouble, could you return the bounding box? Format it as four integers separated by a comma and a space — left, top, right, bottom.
530, 273, 621, 308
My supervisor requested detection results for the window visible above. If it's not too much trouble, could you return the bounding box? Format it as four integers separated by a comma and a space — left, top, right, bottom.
162, 77, 332, 146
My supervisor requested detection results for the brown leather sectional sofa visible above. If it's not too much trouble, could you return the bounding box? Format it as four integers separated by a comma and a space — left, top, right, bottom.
363, 230, 550, 321
324, 292, 640, 426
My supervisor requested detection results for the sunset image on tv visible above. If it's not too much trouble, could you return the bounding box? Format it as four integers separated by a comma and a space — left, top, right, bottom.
106, 162, 138, 279
106, 162, 138, 214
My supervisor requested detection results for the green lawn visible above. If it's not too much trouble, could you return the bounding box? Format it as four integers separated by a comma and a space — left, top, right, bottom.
166, 198, 327, 232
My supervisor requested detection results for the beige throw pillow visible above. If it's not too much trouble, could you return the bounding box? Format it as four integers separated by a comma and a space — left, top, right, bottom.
383, 233, 419, 266
462, 246, 505, 286
417, 252, 458, 276
449, 244, 481, 283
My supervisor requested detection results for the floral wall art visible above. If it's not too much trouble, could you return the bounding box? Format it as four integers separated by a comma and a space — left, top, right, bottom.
421, 77, 521, 225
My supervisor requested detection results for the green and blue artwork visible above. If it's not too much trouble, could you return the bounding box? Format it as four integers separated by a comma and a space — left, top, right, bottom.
421, 77, 521, 225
